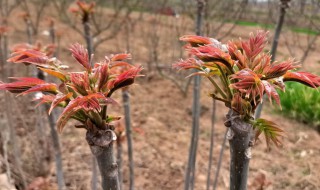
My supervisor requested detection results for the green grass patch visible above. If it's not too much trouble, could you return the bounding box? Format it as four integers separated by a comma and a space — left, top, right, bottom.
291, 27, 319, 35
275, 82, 320, 131
234, 20, 319, 36
235, 20, 274, 29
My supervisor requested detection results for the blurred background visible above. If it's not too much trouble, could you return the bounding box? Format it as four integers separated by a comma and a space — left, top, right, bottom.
0, 0, 319, 189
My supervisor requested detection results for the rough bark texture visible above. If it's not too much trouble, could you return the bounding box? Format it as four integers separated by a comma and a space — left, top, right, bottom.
86, 128, 120, 190
91, 158, 98, 190
226, 110, 252, 190
116, 139, 123, 190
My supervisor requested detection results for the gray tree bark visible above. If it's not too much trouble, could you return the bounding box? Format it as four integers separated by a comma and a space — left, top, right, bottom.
122, 90, 135, 190
86, 129, 120, 190
45, 104, 66, 190
212, 129, 228, 190
226, 110, 252, 190
184, 1, 205, 190
116, 139, 123, 190
84, 20, 93, 64
123, 21, 135, 190
206, 99, 216, 190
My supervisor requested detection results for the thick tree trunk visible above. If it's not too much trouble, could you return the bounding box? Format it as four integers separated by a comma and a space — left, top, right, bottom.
116, 139, 123, 190
96, 143, 119, 190
226, 110, 252, 190
86, 128, 120, 190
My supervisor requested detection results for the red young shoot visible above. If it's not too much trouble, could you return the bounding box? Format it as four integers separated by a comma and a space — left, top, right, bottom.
174, 30, 320, 147
2, 43, 143, 133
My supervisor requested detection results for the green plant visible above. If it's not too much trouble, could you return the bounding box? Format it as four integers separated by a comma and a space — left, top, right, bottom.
173, 31, 320, 190
0, 43, 142, 190
276, 82, 320, 130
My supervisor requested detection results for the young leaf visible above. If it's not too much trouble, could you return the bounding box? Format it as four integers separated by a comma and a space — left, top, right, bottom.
48, 92, 73, 114
189, 45, 234, 69
227, 41, 247, 69
179, 35, 212, 47
7, 49, 49, 67
39, 68, 67, 81
242, 31, 268, 60
107, 66, 143, 97
105, 115, 121, 123
34, 94, 56, 107
11, 43, 34, 52
251, 53, 271, 74
57, 93, 116, 132
173, 58, 201, 71
261, 80, 281, 107
96, 62, 109, 91
20, 83, 58, 96
69, 72, 91, 95
111, 53, 131, 61
57, 102, 83, 133
230, 69, 264, 104
0, 77, 46, 93
252, 118, 284, 148
12, 42, 56, 57
262, 59, 297, 80
76, 0, 95, 14
283, 71, 320, 88
70, 43, 91, 71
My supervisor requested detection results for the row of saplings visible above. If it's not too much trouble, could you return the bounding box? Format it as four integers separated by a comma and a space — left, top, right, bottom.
0, 31, 319, 190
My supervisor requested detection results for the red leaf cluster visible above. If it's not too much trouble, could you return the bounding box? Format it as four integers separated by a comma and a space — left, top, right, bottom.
283, 71, 320, 88
70, 43, 91, 71
1, 43, 142, 132
174, 30, 320, 117
0, 77, 46, 93
69, 0, 95, 22
7, 49, 49, 66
